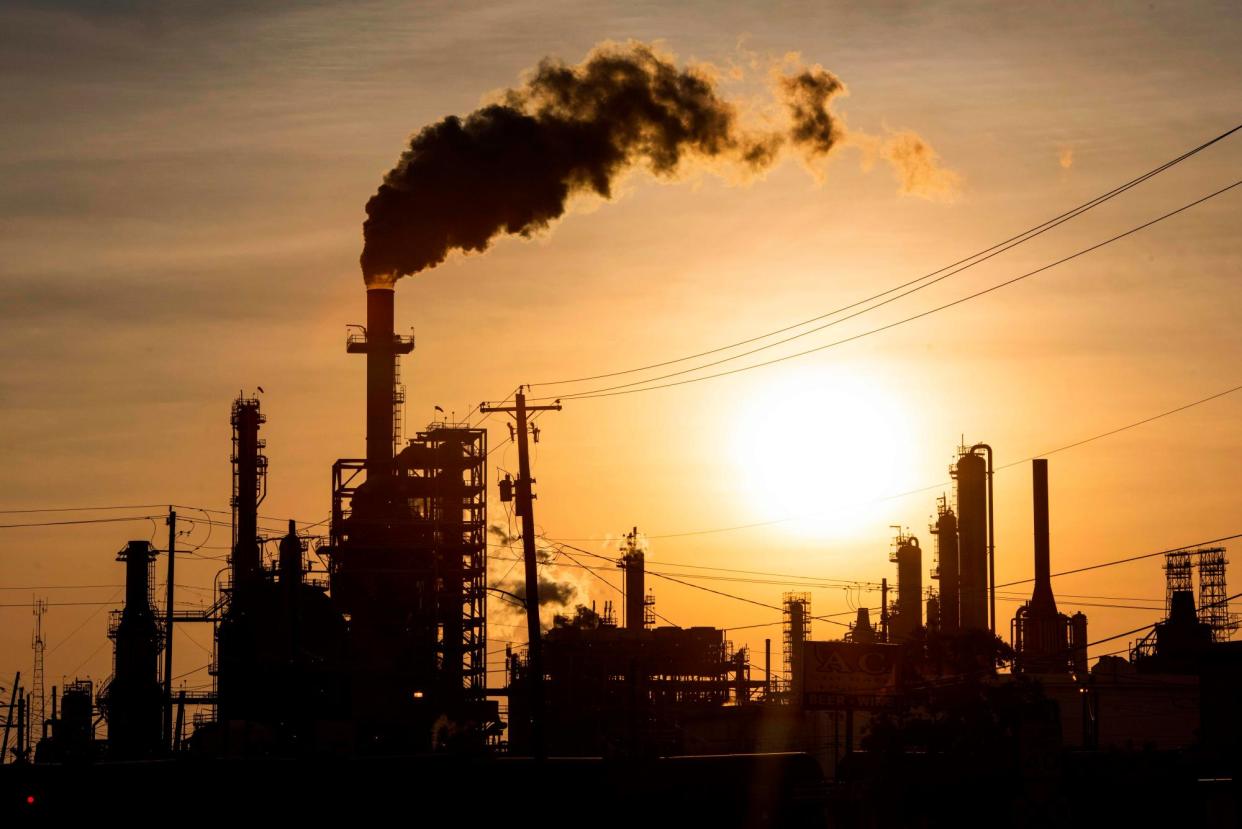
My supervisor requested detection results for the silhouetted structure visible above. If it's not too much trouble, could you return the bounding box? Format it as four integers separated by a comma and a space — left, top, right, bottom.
925, 591, 940, 635
847, 608, 876, 644
214, 398, 348, 752
929, 496, 959, 632
888, 531, 922, 642
1011, 459, 1081, 675
507, 550, 750, 755
9, 284, 1242, 828
325, 286, 496, 751
953, 445, 991, 632
784, 592, 811, 693
98, 541, 163, 759
1133, 570, 1214, 674
618, 527, 653, 632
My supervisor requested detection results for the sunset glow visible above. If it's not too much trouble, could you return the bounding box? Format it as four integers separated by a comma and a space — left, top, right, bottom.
732, 370, 914, 539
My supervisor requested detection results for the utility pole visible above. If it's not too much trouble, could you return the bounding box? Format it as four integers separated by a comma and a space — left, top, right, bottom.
2, 672, 18, 764
880, 578, 889, 643
480, 387, 561, 759
14, 688, 26, 763
163, 508, 176, 751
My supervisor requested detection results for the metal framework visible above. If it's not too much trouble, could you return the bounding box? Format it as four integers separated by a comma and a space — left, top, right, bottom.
229, 397, 267, 551
330, 423, 490, 707
782, 593, 811, 689
1196, 547, 1236, 642
1164, 550, 1194, 617
392, 352, 406, 451
407, 423, 489, 698
31, 599, 47, 742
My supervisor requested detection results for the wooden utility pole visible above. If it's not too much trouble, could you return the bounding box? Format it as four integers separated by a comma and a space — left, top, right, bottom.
163, 508, 176, 750
880, 578, 889, 643
1, 672, 18, 764
479, 388, 561, 759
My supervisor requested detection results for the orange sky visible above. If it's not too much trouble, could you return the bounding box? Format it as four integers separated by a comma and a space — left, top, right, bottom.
2, 1, 1240, 696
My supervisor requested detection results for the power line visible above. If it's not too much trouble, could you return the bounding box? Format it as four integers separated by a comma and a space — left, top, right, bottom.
0, 584, 123, 591
530, 123, 1241, 390
996, 384, 1242, 470
0, 514, 165, 529
546, 543, 681, 628
543, 378, 1242, 541
1081, 591, 1242, 650
0, 504, 170, 514
550, 538, 852, 627
997, 532, 1242, 588
546, 180, 1241, 401
541, 184, 1236, 397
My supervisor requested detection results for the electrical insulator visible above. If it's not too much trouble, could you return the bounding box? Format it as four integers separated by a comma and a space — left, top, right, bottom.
499, 474, 513, 502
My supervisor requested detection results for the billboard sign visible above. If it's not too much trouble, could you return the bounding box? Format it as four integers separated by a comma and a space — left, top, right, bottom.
801, 641, 899, 709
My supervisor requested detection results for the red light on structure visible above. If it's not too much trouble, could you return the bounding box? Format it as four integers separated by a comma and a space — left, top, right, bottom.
26, 795, 35, 805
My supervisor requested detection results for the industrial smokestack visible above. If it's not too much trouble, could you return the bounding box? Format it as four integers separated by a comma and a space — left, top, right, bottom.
348, 287, 414, 477
1031, 458, 1057, 613
1011, 458, 1070, 673
366, 287, 395, 474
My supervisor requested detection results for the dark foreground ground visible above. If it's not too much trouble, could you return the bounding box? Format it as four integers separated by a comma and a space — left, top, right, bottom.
2, 749, 1236, 827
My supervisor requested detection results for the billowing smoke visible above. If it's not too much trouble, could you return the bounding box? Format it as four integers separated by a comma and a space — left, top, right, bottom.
512, 576, 577, 608
362, 42, 957, 284
487, 523, 586, 630
779, 65, 846, 157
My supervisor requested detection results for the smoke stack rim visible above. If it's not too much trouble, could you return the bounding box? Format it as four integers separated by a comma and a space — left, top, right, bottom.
364, 272, 400, 289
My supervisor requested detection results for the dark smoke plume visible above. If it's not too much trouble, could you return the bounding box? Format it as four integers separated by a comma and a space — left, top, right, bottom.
779, 66, 846, 157
361, 42, 780, 284
514, 576, 578, 608
362, 43, 956, 283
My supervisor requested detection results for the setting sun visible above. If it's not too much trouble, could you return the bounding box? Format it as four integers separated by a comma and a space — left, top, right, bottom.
732, 368, 914, 539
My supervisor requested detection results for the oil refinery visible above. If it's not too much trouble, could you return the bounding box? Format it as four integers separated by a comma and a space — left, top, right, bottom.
2, 282, 1238, 827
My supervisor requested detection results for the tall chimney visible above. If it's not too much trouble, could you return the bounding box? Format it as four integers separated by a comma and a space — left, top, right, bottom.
367, 287, 395, 474
350, 287, 414, 477
1031, 458, 1057, 613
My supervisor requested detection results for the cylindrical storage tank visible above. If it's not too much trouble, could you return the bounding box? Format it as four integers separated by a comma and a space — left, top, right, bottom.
926, 593, 940, 634
892, 539, 922, 641
955, 450, 988, 630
